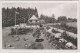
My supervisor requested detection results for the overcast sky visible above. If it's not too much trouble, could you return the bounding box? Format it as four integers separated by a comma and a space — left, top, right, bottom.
2, 3, 77, 19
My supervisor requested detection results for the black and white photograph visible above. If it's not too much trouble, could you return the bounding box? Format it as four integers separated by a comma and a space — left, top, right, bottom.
2, 2, 77, 50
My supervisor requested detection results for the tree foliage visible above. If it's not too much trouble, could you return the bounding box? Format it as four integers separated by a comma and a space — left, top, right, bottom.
40, 14, 56, 23
58, 16, 67, 22
2, 7, 77, 27
68, 18, 77, 22
2, 7, 38, 27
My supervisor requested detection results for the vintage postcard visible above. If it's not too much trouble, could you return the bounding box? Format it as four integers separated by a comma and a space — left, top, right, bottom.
2, 2, 78, 50
0, 1, 79, 53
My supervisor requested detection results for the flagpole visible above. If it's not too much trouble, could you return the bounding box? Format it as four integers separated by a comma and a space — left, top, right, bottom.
15, 11, 16, 25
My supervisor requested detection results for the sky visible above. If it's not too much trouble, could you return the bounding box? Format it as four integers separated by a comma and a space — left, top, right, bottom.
2, 3, 77, 19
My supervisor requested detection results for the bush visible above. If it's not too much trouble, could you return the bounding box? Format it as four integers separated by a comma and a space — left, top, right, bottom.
53, 25, 77, 34
11, 28, 33, 35
46, 26, 50, 30
65, 26, 77, 34
62, 32, 77, 46
33, 28, 41, 38
52, 29, 60, 33
46, 32, 51, 37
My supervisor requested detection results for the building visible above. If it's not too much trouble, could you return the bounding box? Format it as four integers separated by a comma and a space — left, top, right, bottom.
28, 15, 39, 25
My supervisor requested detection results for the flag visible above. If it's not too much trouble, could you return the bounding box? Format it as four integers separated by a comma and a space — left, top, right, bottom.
15, 11, 19, 14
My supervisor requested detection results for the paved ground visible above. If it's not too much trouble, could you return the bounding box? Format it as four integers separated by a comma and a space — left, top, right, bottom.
2, 27, 55, 49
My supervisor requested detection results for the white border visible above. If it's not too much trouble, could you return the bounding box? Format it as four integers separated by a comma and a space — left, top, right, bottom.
0, 1, 79, 53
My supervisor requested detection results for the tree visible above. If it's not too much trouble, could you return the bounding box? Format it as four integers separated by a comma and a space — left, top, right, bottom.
2, 7, 38, 27
68, 18, 77, 22
58, 16, 67, 22
40, 14, 56, 23
51, 14, 55, 18
72, 18, 77, 22
35, 7, 39, 18
68, 18, 73, 22
58, 16, 67, 26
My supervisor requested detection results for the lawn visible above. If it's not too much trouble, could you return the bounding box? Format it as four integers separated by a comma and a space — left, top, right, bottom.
66, 22, 77, 28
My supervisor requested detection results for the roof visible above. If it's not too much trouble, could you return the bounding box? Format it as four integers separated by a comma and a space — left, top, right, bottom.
29, 15, 38, 20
